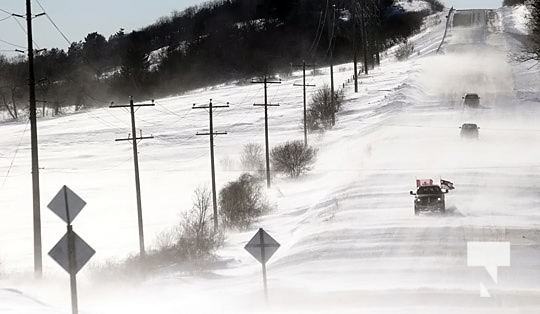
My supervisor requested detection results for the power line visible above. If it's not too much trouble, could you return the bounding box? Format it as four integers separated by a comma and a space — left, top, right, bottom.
325, 4, 337, 59
0, 119, 30, 195
305, 0, 330, 60
35, 0, 71, 45
31, 0, 122, 108
11, 12, 41, 50
41, 156, 133, 174
0, 38, 26, 49
83, 109, 127, 131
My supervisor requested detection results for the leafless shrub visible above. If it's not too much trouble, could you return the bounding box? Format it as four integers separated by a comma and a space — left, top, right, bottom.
271, 140, 317, 177
306, 85, 344, 131
219, 173, 270, 229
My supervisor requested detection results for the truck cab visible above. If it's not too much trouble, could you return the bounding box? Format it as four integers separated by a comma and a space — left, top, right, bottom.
410, 185, 448, 215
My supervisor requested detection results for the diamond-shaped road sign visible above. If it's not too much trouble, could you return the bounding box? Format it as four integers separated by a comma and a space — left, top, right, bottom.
48, 185, 86, 224
245, 228, 280, 264
49, 230, 95, 275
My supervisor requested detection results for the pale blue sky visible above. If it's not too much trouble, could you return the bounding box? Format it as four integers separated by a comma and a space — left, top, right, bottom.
0, 0, 503, 57
445, 0, 501, 10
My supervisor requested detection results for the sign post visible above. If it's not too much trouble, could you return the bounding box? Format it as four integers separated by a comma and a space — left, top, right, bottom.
244, 228, 280, 302
48, 186, 95, 314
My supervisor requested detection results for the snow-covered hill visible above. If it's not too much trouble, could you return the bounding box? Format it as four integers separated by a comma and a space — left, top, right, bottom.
2, 5, 540, 314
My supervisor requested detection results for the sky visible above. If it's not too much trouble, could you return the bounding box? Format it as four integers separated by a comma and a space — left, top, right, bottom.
0, 0, 503, 57
1, 5, 540, 313
0, 0, 203, 56
444, 0, 502, 9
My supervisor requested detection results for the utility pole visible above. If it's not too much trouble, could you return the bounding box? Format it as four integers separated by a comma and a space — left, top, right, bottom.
360, 1, 369, 75
26, 0, 41, 278
330, 62, 335, 126
374, 0, 381, 66
293, 61, 315, 146
14, 0, 46, 278
353, 0, 359, 93
329, 4, 336, 126
193, 99, 229, 232
252, 76, 280, 188
110, 97, 154, 259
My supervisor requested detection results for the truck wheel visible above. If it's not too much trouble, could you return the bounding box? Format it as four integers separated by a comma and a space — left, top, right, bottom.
414, 208, 419, 216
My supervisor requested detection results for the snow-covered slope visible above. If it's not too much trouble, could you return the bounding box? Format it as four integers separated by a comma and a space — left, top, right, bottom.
1, 6, 540, 314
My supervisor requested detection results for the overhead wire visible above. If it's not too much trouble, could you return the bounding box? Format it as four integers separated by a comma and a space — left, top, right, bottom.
31, 0, 123, 110
10, 15, 41, 50
0, 119, 30, 194
305, 0, 330, 61
42, 156, 134, 173
0, 38, 26, 49
325, 3, 337, 59
83, 108, 128, 131
0, 8, 22, 50
35, 0, 71, 46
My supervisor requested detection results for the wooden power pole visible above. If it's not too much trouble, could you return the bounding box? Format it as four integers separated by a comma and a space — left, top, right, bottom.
353, 0, 359, 93
15, 0, 46, 277
360, 1, 369, 75
110, 97, 154, 259
26, 0, 42, 278
329, 5, 336, 126
252, 76, 280, 188
293, 61, 315, 146
193, 99, 229, 232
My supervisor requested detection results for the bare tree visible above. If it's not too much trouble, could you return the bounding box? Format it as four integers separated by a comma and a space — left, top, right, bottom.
306, 85, 344, 131
0, 56, 27, 120
180, 185, 221, 260
240, 143, 265, 177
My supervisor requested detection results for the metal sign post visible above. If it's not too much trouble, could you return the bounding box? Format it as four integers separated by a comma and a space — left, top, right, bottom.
245, 228, 280, 302
48, 186, 95, 314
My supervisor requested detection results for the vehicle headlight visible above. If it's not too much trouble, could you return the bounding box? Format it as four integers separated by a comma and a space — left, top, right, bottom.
437, 197, 442, 201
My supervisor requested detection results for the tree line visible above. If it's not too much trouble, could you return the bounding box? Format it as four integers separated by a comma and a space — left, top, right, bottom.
522, 0, 540, 62
0, 0, 444, 119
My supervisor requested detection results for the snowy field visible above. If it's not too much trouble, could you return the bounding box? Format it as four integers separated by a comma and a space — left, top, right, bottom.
2, 5, 540, 314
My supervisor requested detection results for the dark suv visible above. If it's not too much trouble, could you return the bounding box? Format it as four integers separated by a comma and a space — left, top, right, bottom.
409, 185, 448, 215
462, 93, 480, 107
460, 123, 479, 138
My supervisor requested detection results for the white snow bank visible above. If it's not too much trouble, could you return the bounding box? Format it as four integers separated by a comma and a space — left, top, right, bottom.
501, 4, 529, 35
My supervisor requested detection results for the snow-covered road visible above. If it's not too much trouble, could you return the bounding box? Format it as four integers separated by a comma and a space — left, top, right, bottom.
1, 5, 540, 314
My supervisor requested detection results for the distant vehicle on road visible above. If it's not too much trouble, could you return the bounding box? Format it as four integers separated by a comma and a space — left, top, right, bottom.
460, 123, 479, 138
462, 93, 480, 107
410, 185, 448, 216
